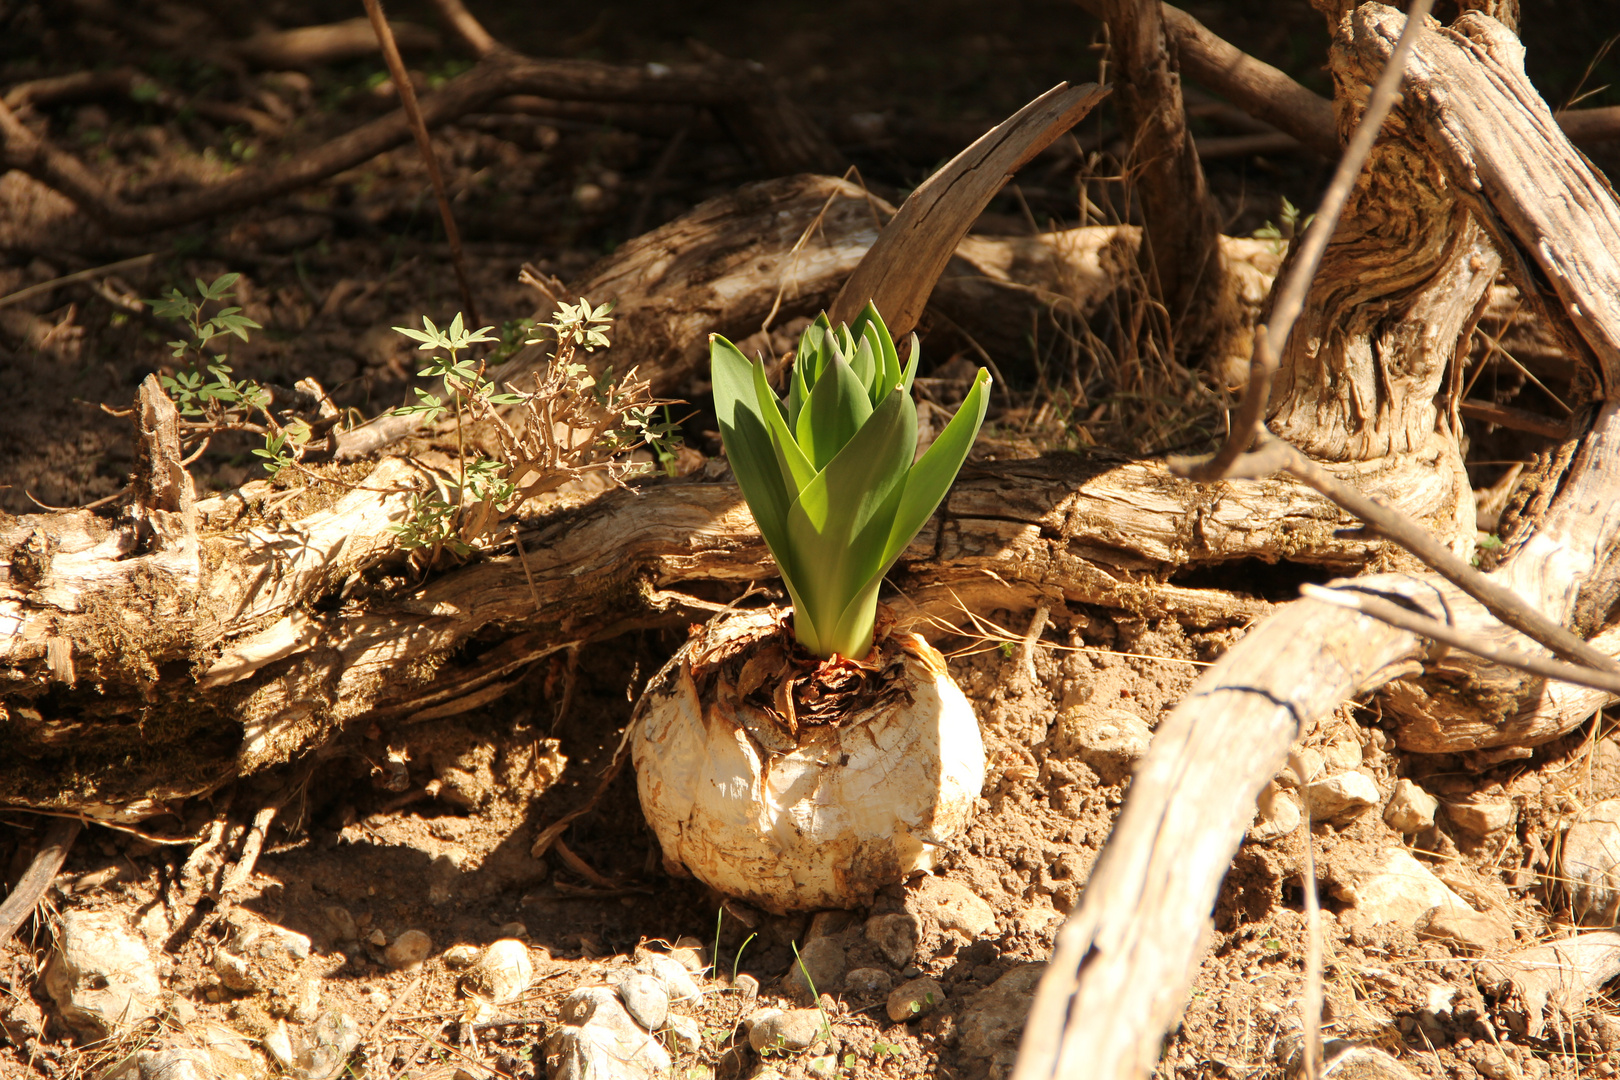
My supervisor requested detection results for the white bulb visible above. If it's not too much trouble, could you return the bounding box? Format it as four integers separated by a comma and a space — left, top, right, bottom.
634, 609, 985, 913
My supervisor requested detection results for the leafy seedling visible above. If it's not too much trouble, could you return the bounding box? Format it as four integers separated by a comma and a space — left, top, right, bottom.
712, 302, 989, 659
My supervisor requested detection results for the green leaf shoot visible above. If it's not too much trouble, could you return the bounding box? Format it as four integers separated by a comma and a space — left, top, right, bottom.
712, 301, 989, 660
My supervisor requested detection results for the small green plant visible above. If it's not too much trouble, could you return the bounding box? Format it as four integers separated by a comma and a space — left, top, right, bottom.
152, 272, 267, 417
386, 299, 682, 565
791, 941, 836, 1046
148, 273, 316, 476
907, 990, 938, 1015
711, 303, 990, 661
1253, 197, 1316, 255
732, 932, 756, 983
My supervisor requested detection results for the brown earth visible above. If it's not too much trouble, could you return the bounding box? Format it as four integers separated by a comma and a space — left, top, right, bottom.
5, 1, 1620, 1079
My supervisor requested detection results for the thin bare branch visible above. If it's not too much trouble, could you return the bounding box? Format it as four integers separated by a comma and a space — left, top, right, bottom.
426, 0, 501, 58
1081, 1, 1620, 154
1160, 4, 1339, 156
1276, 435, 1620, 674
828, 82, 1108, 335
0, 253, 155, 311
1102, 0, 1224, 345
1293, 764, 1322, 1080
0, 53, 837, 234
0, 818, 80, 948
362, 0, 479, 326
1300, 583, 1620, 694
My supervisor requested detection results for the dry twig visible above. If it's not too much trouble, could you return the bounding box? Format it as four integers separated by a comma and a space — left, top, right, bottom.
362, 0, 479, 326
828, 82, 1108, 336
1300, 583, 1620, 695
0, 818, 80, 948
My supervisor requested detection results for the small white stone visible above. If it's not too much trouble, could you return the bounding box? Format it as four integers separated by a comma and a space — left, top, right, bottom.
443, 944, 482, 969
845, 967, 894, 997
618, 972, 670, 1031
383, 929, 432, 971
1251, 786, 1301, 843
667, 946, 706, 973
747, 1009, 826, 1053
292, 976, 322, 1023
44, 911, 162, 1039
323, 906, 358, 943
1053, 708, 1152, 783
865, 913, 920, 967
298, 1011, 362, 1079
1336, 848, 1470, 929
1419, 904, 1513, 950
1444, 797, 1516, 842
1384, 780, 1439, 834
1304, 771, 1380, 822
212, 949, 257, 992
263, 1020, 295, 1068
915, 877, 997, 938
1562, 799, 1620, 923
135, 1049, 211, 1080
1322, 737, 1364, 773
640, 953, 703, 1002
466, 939, 533, 1004
548, 986, 672, 1079
665, 1013, 702, 1054
784, 937, 845, 999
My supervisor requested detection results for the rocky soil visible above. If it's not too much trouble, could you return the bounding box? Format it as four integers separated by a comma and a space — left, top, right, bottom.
5, 2, 1620, 1079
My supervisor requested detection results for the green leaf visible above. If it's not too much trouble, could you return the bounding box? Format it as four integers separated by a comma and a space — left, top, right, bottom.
850, 301, 901, 401
712, 303, 987, 660
214, 313, 262, 341
788, 356, 810, 432
202, 272, 240, 299
783, 386, 915, 658
879, 368, 990, 569
848, 334, 876, 393
799, 315, 832, 384
790, 317, 831, 431
796, 346, 872, 472
394, 325, 437, 345
711, 334, 800, 589
752, 359, 816, 497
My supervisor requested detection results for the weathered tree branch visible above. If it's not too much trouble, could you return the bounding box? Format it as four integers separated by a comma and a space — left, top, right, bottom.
7, 438, 1445, 815
0, 50, 840, 234
1080, 0, 1620, 154
828, 82, 1109, 336
1016, 7, 1620, 1077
